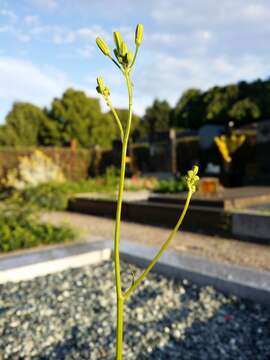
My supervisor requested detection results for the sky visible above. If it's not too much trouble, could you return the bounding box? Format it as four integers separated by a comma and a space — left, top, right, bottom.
0, 0, 270, 122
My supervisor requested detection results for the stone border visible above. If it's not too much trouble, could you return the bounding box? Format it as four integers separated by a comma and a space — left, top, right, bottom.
232, 210, 270, 243
0, 239, 269, 306
69, 197, 227, 235
0, 239, 111, 283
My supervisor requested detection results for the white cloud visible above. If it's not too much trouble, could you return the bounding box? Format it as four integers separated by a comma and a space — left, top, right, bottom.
30, 0, 58, 9
135, 52, 270, 108
151, 0, 270, 27
0, 57, 70, 108
76, 45, 94, 59
242, 4, 270, 21
52, 30, 76, 44
195, 30, 213, 42
0, 9, 18, 23
0, 25, 31, 42
28, 24, 109, 46
24, 15, 40, 26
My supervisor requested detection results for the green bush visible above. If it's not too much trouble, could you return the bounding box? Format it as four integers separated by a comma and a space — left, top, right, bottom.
0, 195, 76, 252
22, 183, 69, 211
18, 172, 119, 211
154, 177, 187, 193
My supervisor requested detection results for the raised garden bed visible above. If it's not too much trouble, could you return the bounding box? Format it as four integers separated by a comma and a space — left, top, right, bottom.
68, 186, 270, 241
0, 240, 270, 359
1, 260, 270, 359
232, 209, 270, 243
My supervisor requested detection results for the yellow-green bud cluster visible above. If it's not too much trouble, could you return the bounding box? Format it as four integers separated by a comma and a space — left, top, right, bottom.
186, 165, 200, 193
95, 24, 144, 71
113, 31, 133, 68
96, 76, 110, 98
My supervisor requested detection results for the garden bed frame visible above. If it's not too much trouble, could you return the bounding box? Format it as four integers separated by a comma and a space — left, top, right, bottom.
0, 239, 269, 306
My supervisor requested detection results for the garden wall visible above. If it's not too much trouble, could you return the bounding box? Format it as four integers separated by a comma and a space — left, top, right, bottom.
0, 147, 93, 180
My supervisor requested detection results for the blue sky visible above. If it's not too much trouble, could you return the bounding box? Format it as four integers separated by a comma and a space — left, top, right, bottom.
0, 0, 270, 123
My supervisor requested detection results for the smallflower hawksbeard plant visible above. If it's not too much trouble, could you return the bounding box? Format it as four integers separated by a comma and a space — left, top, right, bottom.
95, 24, 199, 360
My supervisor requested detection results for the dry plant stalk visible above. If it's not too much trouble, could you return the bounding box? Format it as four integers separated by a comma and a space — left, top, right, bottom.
95, 24, 199, 360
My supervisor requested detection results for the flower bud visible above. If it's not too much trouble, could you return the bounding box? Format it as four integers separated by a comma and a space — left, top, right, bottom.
114, 49, 123, 64
97, 76, 105, 92
127, 51, 133, 64
120, 42, 128, 57
96, 76, 110, 97
186, 165, 200, 193
113, 31, 123, 52
135, 24, 144, 46
193, 165, 199, 176
103, 86, 110, 97
96, 37, 111, 57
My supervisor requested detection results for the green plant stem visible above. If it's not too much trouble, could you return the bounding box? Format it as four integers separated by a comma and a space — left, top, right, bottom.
109, 54, 123, 72
116, 296, 124, 359
129, 46, 139, 70
123, 190, 192, 300
107, 99, 124, 142
114, 70, 133, 360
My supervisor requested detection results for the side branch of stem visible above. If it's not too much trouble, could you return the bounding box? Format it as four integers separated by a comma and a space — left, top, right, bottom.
107, 99, 124, 142
123, 191, 192, 300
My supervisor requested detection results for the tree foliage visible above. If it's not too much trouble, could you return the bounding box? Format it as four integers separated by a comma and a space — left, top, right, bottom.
174, 78, 270, 129
140, 99, 172, 139
0, 89, 132, 149
1, 78, 270, 147
42, 88, 116, 148
173, 88, 203, 128
0, 102, 49, 146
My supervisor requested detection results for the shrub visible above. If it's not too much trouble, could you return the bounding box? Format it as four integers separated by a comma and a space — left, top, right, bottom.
3, 149, 65, 190
124, 176, 158, 191
154, 177, 187, 193
0, 195, 76, 252
20, 173, 119, 211
22, 183, 69, 211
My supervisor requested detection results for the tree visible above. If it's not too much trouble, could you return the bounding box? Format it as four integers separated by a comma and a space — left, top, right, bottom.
229, 98, 261, 123
41, 88, 116, 148
171, 78, 270, 129
0, 102, 48, 146
141, 99, 171, 139
173, 89, 203, 129
205, 85, 239, 124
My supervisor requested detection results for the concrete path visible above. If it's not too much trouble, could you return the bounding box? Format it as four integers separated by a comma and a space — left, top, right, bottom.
43, 211, 270, 272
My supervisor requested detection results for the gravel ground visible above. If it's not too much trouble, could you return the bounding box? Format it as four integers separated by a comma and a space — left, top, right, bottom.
0, 261, 269, 359
43, 212, 270, 272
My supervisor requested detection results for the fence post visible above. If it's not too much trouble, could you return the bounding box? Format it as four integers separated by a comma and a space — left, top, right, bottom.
170, 129, 177, 175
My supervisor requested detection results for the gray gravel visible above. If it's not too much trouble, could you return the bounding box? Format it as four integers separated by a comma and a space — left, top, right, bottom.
0, 261, 269, 359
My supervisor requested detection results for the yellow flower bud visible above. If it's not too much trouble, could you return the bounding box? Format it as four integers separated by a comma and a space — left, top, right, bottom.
193, 165, 199, 176
103, 86, 110, 97
127, 51, 133, 64
120, 42, 128, 57
97, 76, 105, 91
113, 31, 123, 52
135, 23, 144, 46
96, 37, 111, 57
96, 76, 110, 97
186, 165, 200, 193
